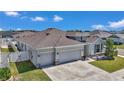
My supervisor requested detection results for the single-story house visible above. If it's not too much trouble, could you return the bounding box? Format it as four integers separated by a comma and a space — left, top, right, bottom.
108, 34, 124, 44
13, 28, 86, 67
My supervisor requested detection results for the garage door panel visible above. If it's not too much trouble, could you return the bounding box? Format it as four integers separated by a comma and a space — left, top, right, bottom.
37, 52, 54, 66
59, 50, 81, 64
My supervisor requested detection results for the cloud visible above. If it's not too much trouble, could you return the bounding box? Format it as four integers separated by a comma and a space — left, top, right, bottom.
91, 24, 107, 30
92, 19, 124, 30
16, 28, 21, 30
31, 16, 45, 22
0, 28, 3, 31
4, 11, 20, 17
109, 19, 124, 28
53, 15, 63, 22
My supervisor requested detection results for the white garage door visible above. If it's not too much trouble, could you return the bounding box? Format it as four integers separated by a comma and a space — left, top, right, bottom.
59, 50, 81, 64
37, 52, 54, 66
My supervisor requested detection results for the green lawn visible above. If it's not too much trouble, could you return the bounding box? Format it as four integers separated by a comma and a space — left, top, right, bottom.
1, 47, 15, 52
19, 69, 51, 81
89, 56, 124, 73
13, 60, 51, 81
115, 44, 124, 49
15, 60, 36, 73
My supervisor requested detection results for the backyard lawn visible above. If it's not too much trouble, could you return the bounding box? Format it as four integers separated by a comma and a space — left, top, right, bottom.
115, 44, 124, 49
89, 56, 124, 73
9, 60, 51, 81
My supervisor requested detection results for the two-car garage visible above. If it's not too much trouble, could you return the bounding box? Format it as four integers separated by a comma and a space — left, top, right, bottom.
36, 46, 83, 67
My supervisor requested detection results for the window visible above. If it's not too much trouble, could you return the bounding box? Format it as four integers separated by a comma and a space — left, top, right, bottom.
95, 44, 100, 53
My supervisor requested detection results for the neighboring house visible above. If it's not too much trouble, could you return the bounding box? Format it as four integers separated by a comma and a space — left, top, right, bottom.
66, 31, 90, 42
13, 28, 85, 67
12, 31, 36, 38
66, 31, 105, 56
90, 30, 112, 40
109, 34, 124, 44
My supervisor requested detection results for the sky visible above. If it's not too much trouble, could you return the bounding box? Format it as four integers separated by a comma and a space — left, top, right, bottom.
1, 11, 124, 31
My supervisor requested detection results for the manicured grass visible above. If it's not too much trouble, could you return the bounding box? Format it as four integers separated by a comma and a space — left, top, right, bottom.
0, 67, 11, 81
89, 56, 124, 73
19, 69, 51, 81
1, 47, 15, 52
15, 60, 51, 81
115, 44, 124, 49
15, 60, 36, 73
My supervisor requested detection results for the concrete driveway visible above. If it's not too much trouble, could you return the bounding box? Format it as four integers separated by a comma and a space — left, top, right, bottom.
43, 60, 123, 81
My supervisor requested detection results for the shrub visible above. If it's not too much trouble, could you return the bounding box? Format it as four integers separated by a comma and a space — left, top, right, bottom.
0, 68, 11, 81
105, 39, 118, 59
114, 42, 122, 45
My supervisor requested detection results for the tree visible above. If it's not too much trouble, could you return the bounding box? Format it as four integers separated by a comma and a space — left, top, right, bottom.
105, 39, 118, 59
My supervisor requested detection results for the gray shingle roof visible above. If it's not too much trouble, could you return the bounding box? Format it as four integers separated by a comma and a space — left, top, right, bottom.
90, 30, 112, 38
13, 31, 36, 38
86, 35, 100, 43
115, 34, 124, 39
66, 31, 90, 37
14, 28, 83, 49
